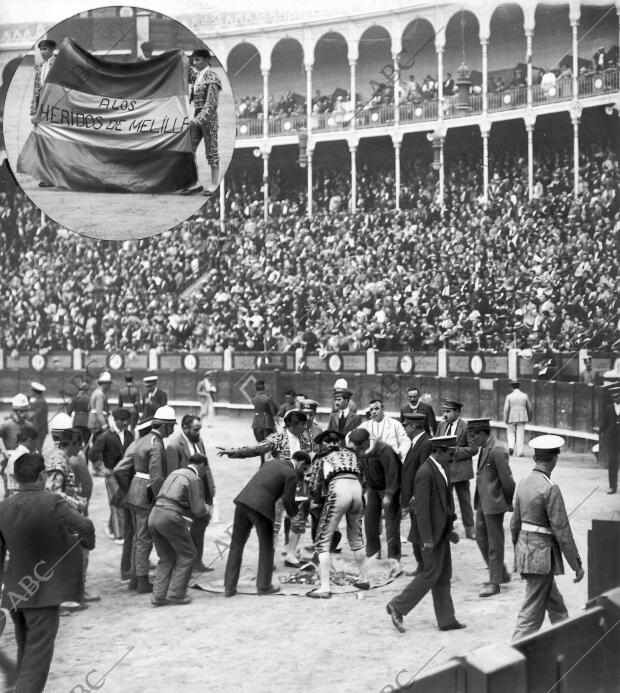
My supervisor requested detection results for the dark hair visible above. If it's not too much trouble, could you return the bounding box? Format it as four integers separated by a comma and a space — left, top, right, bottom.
284, 411, 306, 427
292, 450, 312, 464
368, 399, 383, 406
18, 423, 38, 443
189, 453, 208, 466
284, 390, 296, 397
14, 453, 45, 483
182, 414, 200, 428
255, 380, 266, 391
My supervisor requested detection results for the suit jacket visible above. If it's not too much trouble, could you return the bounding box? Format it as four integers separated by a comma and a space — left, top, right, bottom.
165, 431, 215, 504
436, 418, 476, 483
29, 394, 49, 441
409, 458, 455, 547
599, 403, 620, 465
399, 402, 437, 436
511, 468, 581, 575
68, 392, 90, 428
0, 486, 94, 609
401, 432, 432, 507
125, 431, 167, 509
355, 441, 401, 496
118, 384, 141, 414
251, 392, 278, 430
30, 57, 55, 116
234, 460, 299, 523
474, 435, 515, 514
90, 429, 134, 470
141, 388, 167, 420
503, 389, 532, 424
327, 410, 363, 436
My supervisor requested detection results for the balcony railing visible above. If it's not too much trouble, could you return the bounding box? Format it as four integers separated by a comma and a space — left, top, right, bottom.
235, 68, 620, 139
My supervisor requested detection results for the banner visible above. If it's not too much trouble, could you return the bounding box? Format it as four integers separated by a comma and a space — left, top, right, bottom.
17, 38, 197, 193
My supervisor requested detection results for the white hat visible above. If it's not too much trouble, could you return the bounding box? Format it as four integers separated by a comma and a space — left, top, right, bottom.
11, 393, 29, 409
529, 434, 565, 451
51, 413, 73, 431
136, 418, 153, 432
143, 375, 158, 383
98, 372, 112, 383
153, 405, 176, 423
30, 381, 46, 393
333, 378, 348, 390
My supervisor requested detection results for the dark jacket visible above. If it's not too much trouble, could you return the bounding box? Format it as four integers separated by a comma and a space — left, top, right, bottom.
599, 403, 620, 466
141, 388, 167, 420
234, 460, 298, 523
0, 487, 95, 609
474, 435, 515, 514
67, 392, 91, 428
90, 429, 134, 470
165, 432, 215, 504
401, 432, 432, 507
436, 418, 477, 483
327, 410, 363, 436
251, 392, 278, 430
355, 441, 401, 496
409, 457, 455, 547
399, 402, 437, 436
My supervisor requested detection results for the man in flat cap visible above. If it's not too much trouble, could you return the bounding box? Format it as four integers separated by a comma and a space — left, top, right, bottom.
328, 389, 362, 436
251, 380, 278, 465
118, 372, 141, 432
141, 375, 167, 421
29, 382, 49, 452
187, 48, 221, 192
436, 399, 477, 540
599, 381, 620, 494
401, 413, 433, 575
511, 435, 584, 640
386, 436, 465, 633
400, 385, 437, 436
468, 418, 515, 597
503, 381, 532, 457
125, 406, 176, 594
306, 430, 369, 598
349, 427, 402, 569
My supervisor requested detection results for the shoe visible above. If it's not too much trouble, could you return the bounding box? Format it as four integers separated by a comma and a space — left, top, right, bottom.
120, 572, 131, 582
284, 560, 302, 569
179, 184, 203, 195
353, 580, 371, 590
128, 578, 138, 591
38, 181, 53, 187
465, 526, 476, 540
151, 597, 168, 607
194, 563, 213, 573
306, 589, 332, 599
607, 489, 617, 494
508, 448, 514, 455
103, 526, 115, 540
404, 568, 420, 577
479, 584, 500, 598
83, 590, 100, 602
224, 588, 237, 598
136, 576, 153, 594
166, 596, 192, 605
386, 602, 406, 633
439, 620, 466, 631
501, 569, 511, 584
257, 585, 281, 595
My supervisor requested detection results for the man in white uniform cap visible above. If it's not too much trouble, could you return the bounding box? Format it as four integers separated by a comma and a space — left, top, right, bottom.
511, 434, 584, 640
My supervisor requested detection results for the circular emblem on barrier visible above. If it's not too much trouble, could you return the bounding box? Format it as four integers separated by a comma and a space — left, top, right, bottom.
469, 354, 485, 376
30, 354, 46, 371
399, 355, 414, 375
183, 353, 198, 371
107, 352, 124, 370
327, 353, 343, 373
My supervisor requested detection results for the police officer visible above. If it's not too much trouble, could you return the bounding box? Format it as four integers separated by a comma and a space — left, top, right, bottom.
511, 435, 584, 640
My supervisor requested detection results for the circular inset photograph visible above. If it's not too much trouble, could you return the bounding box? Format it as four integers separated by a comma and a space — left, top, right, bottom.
2, 6, 235, 240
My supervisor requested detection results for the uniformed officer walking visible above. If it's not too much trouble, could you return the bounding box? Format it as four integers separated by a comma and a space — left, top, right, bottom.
511, 435, 584, 640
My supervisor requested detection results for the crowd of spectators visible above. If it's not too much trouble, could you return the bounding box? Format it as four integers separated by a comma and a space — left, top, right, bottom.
1, 130, 617, 358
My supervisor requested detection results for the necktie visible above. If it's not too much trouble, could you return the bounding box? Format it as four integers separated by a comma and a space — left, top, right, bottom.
339, 412, 346, 433
446, 423, 452, 436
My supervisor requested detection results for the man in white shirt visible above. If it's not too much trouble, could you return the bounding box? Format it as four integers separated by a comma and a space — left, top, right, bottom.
348, 399, 410, 461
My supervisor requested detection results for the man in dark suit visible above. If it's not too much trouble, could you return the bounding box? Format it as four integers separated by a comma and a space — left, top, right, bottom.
400, 386, 437, 436
117, 372, 141, 431
436, 399, 477, 540
0, 453, 95, 692
90, 408, 134, 541
220, 456, 306, 596
251, 380, 278, 465
468, 418, 516, 597
387, 436, 465, 633
67, 382, 91, 445
400, 413, 432, 575
166, 414, 216, 572
328, 388, 362, 436
349, 428, 402, 567
141, 376, 167, 421
599, 383, 620, 494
